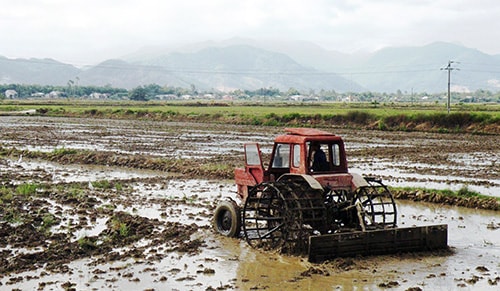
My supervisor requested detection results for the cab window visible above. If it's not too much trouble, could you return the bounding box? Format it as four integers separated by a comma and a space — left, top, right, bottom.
309, 142, 330, 172
308, 142, 342, 172
272, 143, 290, 168
331, 143, 340, 166
292, 144, 301, 168
245, 144, 261, 166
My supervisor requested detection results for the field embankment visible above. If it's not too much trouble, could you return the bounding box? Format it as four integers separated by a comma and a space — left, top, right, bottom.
1, 101, 499, 134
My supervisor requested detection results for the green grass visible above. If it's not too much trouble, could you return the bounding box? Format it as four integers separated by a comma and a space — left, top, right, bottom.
114, 182, 123, 191
1, 99, 499, 117
77, 236, 97, 251
118, 223, 129, 237
15, 183, 39, 196
66, 184, 84, 199
91, 180, 112, 189
0, 186, 14, 203
393, 185, 498, 201
3, 208, 22, 223
52, 147, 78, 155
41, 212, 57, 230
110, 218, 129, 237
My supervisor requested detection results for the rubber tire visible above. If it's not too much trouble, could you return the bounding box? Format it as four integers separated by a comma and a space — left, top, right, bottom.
213, 200, 241, 237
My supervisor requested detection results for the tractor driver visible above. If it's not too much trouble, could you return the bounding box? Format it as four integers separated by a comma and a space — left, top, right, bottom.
310, 142, 329, 172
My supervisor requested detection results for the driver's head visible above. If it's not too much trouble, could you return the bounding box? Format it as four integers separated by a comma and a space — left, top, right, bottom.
310, 142, 320, 150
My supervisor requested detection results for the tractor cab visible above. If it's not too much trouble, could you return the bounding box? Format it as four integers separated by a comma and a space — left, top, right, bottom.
235, 128, 349, 199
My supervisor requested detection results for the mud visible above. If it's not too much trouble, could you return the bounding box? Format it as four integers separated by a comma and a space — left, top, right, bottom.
0, 116, 499, 290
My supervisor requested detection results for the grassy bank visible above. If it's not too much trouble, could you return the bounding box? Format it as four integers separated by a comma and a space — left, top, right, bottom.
392, 187, 499, 211
2, 147, 498, 210
1, 100, 499, 134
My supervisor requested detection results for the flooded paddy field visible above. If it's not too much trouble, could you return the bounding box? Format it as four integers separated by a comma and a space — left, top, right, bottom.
0, 116, 499, 290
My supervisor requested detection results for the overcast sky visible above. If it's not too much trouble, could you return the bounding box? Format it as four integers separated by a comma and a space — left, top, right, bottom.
2, 0, 499, 65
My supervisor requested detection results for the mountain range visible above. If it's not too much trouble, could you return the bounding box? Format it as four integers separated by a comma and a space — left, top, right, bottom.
1, 39, 499, 93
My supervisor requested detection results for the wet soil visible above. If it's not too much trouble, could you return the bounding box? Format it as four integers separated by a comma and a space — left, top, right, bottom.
0, 116, 499, 290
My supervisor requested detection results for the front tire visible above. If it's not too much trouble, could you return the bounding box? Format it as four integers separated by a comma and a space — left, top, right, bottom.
213, 200, 241, 237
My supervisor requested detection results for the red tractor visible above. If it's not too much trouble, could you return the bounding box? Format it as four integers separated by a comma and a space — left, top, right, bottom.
214, 128, 447, 262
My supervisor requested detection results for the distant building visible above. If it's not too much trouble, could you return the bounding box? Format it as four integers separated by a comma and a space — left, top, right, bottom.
47, 91, 65, 98
31, 92, 45, 98
289, 95, 319, 102
155, 94, 179, 100
289, 95, 304, 101
5, 89, 18, 98
89, 92, 109, 99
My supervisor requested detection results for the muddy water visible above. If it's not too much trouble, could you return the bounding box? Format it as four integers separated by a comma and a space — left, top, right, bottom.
1, 116, 499, 290
1, 174, 498, 290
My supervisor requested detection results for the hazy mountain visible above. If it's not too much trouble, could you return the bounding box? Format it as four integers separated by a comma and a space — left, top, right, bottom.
225, 40, 500, 93
197, 37, 368, 71
124, 40, 500, 93
132, 45, 359, 91
349, 42, 500, 92
0, 56, 80, 85
77, 59, 189, 88
1, 40, 500, 93
125, 37, 366, 73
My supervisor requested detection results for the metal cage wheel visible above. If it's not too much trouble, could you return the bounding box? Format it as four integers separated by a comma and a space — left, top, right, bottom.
355, 179, 397, 229
242, 183, 288, 250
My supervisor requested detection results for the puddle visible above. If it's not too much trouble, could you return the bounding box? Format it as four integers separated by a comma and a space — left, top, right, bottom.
350, 157, 499, 197
3, 158, 163, 184
72, 217, 109, 241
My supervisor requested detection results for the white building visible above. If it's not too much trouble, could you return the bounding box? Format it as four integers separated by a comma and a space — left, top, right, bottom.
4, 89, 18, 98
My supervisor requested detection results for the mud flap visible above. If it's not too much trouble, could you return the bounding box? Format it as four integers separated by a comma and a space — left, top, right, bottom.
308, 224, 448, 263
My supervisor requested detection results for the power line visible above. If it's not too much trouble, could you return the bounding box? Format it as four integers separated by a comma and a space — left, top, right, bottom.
0, 56, 457, 76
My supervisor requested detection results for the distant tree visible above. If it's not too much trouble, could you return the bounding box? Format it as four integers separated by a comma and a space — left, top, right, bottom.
358, 92, 374, 102
129, 86, 148, 101
143, 84, 161, 96
67, 80, 74, 97
190, 84, 197, 95
286, 87, 300, 96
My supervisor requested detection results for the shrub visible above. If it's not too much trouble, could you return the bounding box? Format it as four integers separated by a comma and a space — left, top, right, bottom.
457, 185, 480, 197
345, 111, 375, 124
378, 121, 388, 131
84, 109, 99, 115
383, 114, 409, 127
281, 112, 302, 122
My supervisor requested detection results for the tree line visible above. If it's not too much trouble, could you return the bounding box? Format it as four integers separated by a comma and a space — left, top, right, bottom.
0, 84, 127, 99
1, 83, 499, 103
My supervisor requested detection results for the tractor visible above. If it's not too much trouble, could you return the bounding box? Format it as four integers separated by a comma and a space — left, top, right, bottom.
214, 128, 447, 262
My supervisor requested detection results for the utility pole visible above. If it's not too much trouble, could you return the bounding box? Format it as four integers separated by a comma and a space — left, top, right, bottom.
441, 61, 459, 114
